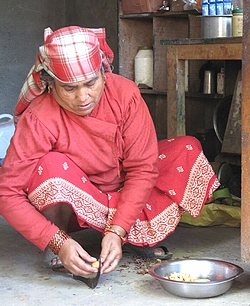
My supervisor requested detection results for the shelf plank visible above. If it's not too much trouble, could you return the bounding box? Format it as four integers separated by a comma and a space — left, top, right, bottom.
140, 89, 167, 95
161, 37, 242, 45
166, 42, 242, 60
120, 10, 200, 19
185, 92, 224, 99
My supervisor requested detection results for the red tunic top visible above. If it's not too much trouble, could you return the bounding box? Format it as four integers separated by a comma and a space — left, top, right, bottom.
0, 73, 159, 250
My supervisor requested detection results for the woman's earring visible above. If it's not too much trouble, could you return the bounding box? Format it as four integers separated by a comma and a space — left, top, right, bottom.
48, 85, 52, 93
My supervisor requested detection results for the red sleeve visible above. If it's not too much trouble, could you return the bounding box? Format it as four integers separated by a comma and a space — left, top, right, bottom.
112, 89, 159, 232
0, 107, 59, 251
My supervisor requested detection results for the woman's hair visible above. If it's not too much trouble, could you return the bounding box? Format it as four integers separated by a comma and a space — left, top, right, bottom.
40, 70, 54, 83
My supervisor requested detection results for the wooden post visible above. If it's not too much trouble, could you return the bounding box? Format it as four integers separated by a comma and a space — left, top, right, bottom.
241, 3, 250, 263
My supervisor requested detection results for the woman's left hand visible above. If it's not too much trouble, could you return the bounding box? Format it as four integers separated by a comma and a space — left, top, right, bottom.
100, 227, 124, 274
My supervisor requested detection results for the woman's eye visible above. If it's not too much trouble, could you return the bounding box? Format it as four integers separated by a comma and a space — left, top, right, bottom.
87, 80, 96, 87
64, 86, 75, 92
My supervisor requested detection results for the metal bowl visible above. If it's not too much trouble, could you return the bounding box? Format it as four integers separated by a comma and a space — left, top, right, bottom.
149, 259, 243, 298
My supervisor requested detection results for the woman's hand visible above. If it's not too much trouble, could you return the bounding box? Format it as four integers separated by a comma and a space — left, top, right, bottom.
58, 238, 98, 276
100, 225, 125, 274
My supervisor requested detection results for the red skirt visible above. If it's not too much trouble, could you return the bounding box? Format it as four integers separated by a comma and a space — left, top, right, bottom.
28, 136, 220, 246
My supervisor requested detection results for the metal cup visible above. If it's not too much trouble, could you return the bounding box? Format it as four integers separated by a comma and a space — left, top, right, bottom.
203, 70, 214, 94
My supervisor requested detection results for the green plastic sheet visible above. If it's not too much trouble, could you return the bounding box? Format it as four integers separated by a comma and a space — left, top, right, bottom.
180, 203, 241, 227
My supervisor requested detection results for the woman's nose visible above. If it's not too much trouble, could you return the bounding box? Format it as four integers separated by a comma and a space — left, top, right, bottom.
77, 88, 89, 101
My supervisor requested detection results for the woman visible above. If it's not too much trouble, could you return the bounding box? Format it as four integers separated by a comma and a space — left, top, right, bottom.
0, 26, 220, 278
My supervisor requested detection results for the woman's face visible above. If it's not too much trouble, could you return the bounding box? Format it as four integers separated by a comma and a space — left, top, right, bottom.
52, 71, 105, 116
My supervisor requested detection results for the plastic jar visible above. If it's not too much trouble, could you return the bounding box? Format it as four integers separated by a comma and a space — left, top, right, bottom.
232, 8, 243, 37
134, 46, 153, 88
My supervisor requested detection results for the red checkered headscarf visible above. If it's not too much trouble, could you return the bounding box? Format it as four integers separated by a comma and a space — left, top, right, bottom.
14, 26, 114, 120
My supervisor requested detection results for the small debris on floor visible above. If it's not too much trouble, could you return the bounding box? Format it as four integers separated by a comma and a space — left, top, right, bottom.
118, 256, 163, 275
133, 257, 162, 275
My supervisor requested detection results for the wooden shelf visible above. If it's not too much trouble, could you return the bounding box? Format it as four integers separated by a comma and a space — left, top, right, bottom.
139, 89, 167, 95
165, 40, 242, 137
119, 10, 200, 19
161, 37, 242, 46
118, 2, 250, 266
118, 1, 203, 137
185, 92, 223, 99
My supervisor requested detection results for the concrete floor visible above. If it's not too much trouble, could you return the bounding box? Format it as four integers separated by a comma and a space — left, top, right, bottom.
0, 215, 250, 306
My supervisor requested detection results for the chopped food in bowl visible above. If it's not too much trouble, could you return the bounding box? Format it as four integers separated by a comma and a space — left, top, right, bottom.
149, 258, 243, 298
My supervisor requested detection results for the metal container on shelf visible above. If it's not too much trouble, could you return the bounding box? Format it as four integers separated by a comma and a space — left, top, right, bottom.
203, 70, 215, 94
201, 16, 232, 38
232, 8, 243, 37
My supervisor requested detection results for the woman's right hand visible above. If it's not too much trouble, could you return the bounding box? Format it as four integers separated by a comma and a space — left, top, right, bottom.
58, 238, 98, 276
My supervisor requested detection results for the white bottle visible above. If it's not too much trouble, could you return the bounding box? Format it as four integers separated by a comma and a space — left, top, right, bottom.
134, 46, 153, 88
217, 68, 225, 95
0, 114, 15, 159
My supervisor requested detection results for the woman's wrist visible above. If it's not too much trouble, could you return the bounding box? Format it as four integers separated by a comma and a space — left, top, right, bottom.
104, 225, 127, 245
110, 225, 126, 237
48, 229, 71, 255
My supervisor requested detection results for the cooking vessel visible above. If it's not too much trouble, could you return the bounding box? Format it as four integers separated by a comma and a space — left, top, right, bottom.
201, 16, 232, 38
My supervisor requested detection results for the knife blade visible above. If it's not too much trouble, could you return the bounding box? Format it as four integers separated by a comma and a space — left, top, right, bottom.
73, 258, 101, 289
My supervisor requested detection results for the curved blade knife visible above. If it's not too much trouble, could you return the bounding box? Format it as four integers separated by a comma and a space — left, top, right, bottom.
73, 258, 101, 289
